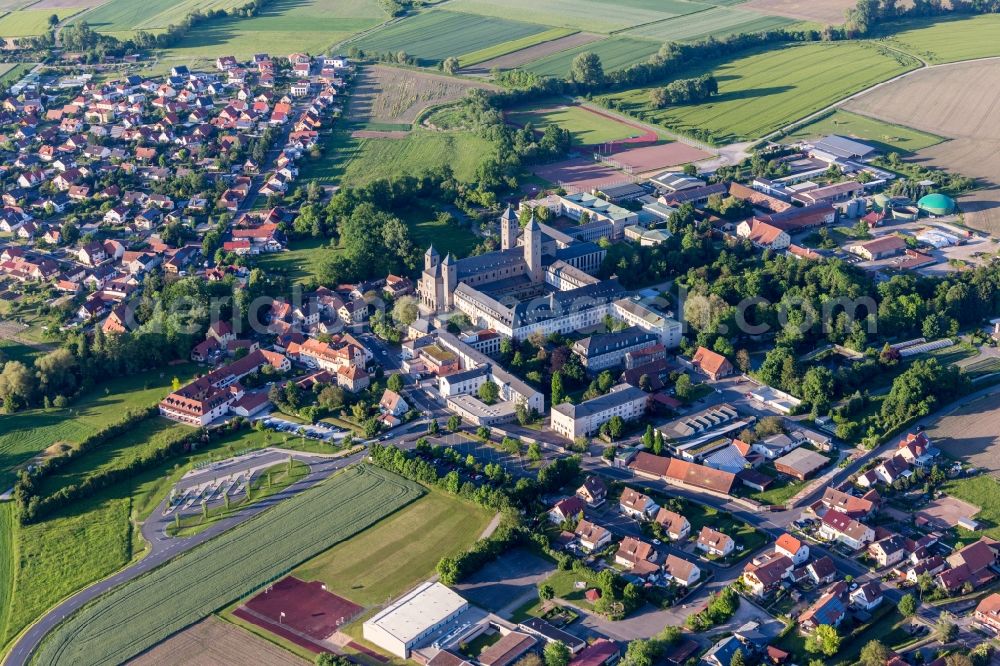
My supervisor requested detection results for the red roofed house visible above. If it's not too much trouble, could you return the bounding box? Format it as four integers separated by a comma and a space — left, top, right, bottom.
974, 592, 1000, 633
569, 639, 619, 666
818, 510, 875, 550
742, 555, 793, 598
736, 219, 791, 250
549, 496, 586, 524
690, 346, 734, 381
654, 508, 691, 541
619, 487, 659, 520
775, 533, 809, 565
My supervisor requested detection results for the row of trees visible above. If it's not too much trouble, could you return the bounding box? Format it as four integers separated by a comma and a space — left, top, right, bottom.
649, 74, 719, 108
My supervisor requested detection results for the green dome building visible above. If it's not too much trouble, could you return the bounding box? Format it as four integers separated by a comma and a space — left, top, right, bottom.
917, 193, 955, 216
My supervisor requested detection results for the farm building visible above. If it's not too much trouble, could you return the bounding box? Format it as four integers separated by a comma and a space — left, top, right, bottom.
918, 193, 956, 216
809, 134, 878, 162
363, 582, 469, 658
849, 235, 906, 260
774, 448, 829, 480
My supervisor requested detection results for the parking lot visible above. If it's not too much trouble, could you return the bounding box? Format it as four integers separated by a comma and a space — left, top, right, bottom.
256, 415, 347, 443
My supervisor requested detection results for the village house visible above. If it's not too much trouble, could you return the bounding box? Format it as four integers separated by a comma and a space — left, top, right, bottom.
653, 508, 691, 541
696, 527, 735, 557
689, 346, 734, 380
663, 554, 701, 587
575, 519, 612, 552
548, 496, 586, 524
742, 555, 793, 598
619, 487, 659, 520
775, 533, 809, 565
576, 476, 607, 507
818, 511, 875, 550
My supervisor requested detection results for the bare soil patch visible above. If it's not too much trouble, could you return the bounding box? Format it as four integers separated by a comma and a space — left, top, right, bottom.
916, 495, 980, 529
608, 141, 711, 174
741, 0, 856, 24
959, 187, 1000, 235
461, 32, 602, 75
928, 391, 1000, 473
346, 64, 495, 126
128, 617, 307, 666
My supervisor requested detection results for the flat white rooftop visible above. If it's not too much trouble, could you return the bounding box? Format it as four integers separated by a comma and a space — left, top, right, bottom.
364, 582, 468, 645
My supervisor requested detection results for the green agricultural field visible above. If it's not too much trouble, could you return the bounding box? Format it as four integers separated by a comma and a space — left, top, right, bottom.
444, 0, 712, 32
149, 0, 387, 72
0, 502, 14, 647
598, 41, 919, 145
507, 104, 643, 145
784, 109, 944, 155
353, 10, 548, 65
458, 27, 575, 67
882, 13, 1000, 64
523, 36, 662, 78
0, 62, 30, 86
294, 490, 492, 605
84, 0, 250, 33
622, 7, 797, 42
34, 465, 423, 666
0, 426, 295, 648
0, 363, 199, 490
0, 8, 84, 37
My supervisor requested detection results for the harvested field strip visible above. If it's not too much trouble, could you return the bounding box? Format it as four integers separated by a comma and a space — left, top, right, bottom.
353, 10, 548, 65
33, 466, 423, 666
523, 36, 662, 78
457, 27, 575, 67
596, 41, 918, 145
127, 616, 308, 666
443, 0, 712, 32
622, 6, 797, 42
0, 502, 14, 644
460, 32, 602, 74
741, 0, 855, 25
83, 0, 247, 32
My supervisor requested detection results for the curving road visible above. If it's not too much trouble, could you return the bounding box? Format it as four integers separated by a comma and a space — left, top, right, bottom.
3, 448, 366, 666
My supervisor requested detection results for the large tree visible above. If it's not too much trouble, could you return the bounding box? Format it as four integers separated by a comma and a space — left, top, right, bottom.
569, 52, 603, 86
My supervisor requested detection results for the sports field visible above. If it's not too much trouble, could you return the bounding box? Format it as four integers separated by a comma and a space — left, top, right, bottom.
33, 465, 423, 666
598, 41, 919, 145
149, 0, 386, 71
238, 576, 363, 641
444, 0, 712, 32
622, 6, 797, 42
0, 7, 84, 36
0, 363, 198, 490
785, 109, 944, 155
354, 10, 548, 65
523, 36, 663, 78
293, 490, 493, 606
882, 14, 1000, 64
507, 104, 650, 146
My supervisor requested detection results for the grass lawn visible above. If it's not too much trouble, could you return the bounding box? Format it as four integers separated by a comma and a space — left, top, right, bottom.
253, 237, 337, 286
540, 569, 595, 607
507, 104, 645, 145
597, 41, 919, 145
444, 0, 708, 33
523, 36, 663, 78
0, 338, 45, 366
293, 489, 493, 606
0, 426, 301, 647
942, 475, 1000, 543
880, 13, 1000, 64
457, 28, 575, 67
0, 363, 199, 490
751, 467, 808, 506
302, 128, 492, 188
146, 0, 387, 73
353, 9, 549, 65
167, 460, 310, 537
0, 502, 14, 646
784, 109, 944, 155
34, 417, 189, 497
